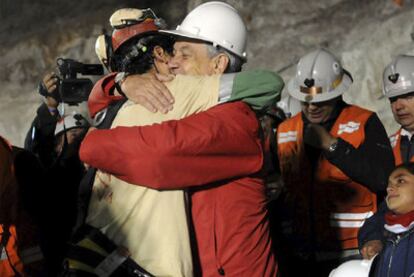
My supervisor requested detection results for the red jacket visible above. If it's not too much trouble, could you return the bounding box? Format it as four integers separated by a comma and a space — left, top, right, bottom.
80, 101, 277, 276
0, 137, 43, 276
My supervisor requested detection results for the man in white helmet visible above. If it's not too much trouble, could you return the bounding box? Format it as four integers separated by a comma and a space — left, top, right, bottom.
383, 55, 414, 165
81, 2, 280, 276
276, 48, 394, 276
359, 55, 414, 261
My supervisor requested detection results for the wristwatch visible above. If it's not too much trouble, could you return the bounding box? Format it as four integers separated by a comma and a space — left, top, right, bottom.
328, 140, 339, 153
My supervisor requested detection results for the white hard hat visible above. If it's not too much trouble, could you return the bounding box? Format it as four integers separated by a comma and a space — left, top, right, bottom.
383, 55, 414, 98
161, 1, 247, 60
109, 8, 160, 53
277, 95, 301, 118
288, 48, 353, 103
95, 34, 109, 69
55, 114, 90, 136
109, 8, 145, 28
329, 258, 376, 277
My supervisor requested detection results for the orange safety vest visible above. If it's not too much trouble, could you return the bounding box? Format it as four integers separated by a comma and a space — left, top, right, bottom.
277, 105, 377, 259
389, 128, 414, 165
0, 225, 25, 277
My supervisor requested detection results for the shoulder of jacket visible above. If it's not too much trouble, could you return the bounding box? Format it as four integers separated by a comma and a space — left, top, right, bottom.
343, 105, 373, 117
278, 113, 301, 130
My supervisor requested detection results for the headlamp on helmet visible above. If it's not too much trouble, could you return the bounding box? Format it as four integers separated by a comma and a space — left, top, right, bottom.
383, 55, 414, 99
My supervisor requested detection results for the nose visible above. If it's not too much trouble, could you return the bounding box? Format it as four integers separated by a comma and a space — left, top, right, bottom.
393, 98, 405, 110
308, 103, 319, 111
168, 55, 180, 71
387, 183, 396, 194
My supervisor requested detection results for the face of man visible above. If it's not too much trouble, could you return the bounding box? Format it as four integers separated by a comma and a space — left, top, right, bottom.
300, 98, 338, 124
386, 167, 414, 214
168, 40, 217, 76
390, 92, 414, 133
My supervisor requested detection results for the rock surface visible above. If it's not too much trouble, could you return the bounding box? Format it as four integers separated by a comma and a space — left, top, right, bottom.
1, 0, 413, 145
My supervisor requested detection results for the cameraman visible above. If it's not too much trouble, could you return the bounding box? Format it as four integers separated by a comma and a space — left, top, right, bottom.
24, 72, 60, 167
23, 71, 92, 275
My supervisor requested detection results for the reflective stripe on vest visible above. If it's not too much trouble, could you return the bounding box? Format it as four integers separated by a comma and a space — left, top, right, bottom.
278, 131, 298, 144
330, 211, 374, 228
0, 247, 6, 261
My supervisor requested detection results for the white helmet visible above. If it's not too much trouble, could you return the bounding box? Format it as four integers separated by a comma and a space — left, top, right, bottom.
277, 95, 301, 118
383, 55, 414, 98
55, 114, 90, 136
288, 49, 353, 103
161, 1, 247, 60
95, 34, 109, 69
329, 258, 376, 277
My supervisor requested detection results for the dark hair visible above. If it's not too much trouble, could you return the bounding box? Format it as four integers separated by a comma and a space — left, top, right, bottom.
393, 162, 414, 175
111, 33, 174, 74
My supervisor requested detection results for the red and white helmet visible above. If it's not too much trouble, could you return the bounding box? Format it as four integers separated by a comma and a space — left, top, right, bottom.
109, 8, 162, 53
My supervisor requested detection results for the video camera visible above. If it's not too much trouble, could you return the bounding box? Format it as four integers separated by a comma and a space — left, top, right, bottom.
56, 58, 103, 104
39, 58, 103, 104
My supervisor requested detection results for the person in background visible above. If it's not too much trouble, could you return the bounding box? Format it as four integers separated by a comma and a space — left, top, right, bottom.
370, 163, 414, 277
338, 163, 414, 277
0, 136, 45, 276
359, 55, 414, 260
276, 48, 394, 276
25, 73, 60, 167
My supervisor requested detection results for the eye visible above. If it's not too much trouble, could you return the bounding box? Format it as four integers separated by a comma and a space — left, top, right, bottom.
397, 177, 405, 185
181, 52, 190, 59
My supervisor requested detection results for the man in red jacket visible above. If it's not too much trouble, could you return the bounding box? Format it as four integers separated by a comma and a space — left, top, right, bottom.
81, 2, 279, 276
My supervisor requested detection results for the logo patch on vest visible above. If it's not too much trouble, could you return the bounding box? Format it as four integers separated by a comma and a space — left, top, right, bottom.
278, 131, 298, 144
337, 121, 360, 135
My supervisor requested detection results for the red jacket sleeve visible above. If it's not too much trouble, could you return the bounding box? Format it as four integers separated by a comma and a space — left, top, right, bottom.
80, 101, 263, 189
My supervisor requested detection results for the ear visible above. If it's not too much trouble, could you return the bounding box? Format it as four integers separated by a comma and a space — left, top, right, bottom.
153, 45, 169, 63
211, 53, 230, 74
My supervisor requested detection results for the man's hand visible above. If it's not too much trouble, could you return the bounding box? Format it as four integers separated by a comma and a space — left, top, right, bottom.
303, 123, 337, 150
42, 72, 59, 109
120, 73, 175, 114
360, 240, 383, 259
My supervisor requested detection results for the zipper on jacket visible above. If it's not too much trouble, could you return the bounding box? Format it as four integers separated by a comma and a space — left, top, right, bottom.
386, 235, 401, 277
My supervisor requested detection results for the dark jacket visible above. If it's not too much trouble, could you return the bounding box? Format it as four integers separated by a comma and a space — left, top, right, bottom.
24, 103, 59, 168
374, 227, 414, 277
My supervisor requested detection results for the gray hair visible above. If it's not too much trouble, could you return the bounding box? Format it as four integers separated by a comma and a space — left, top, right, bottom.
206, 44, 244, 73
